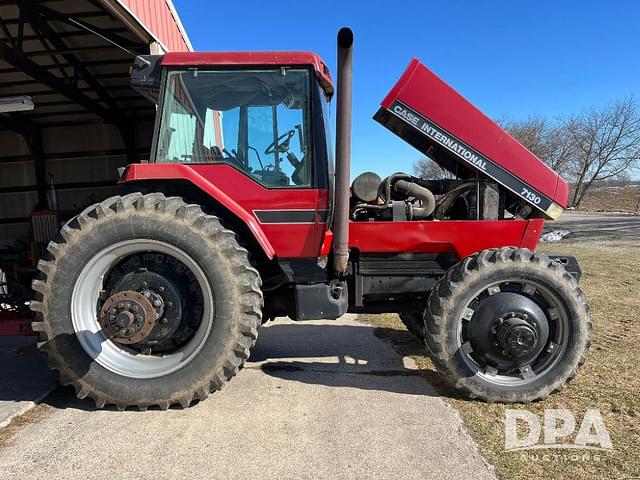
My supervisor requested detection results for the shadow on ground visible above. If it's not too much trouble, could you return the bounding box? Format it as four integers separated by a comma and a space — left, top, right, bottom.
251, 323, 438, 397
0, 337, 55, 403
0, 321, 446, 414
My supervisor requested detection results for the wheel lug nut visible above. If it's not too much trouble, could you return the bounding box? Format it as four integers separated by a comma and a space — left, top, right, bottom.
161, 318, 168, 324
158, 287, 165, 292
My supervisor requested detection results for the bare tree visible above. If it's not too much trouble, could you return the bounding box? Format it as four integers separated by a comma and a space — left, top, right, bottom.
413, 157, 454, 180
412, 97, 640, 208
565, 96, 640, 207
499, 115, 573, 175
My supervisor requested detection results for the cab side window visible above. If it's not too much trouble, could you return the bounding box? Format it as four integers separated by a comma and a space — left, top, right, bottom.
156, 69, 313, 188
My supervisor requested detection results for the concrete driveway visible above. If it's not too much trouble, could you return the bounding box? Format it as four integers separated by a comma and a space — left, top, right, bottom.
0, 316, 495, 480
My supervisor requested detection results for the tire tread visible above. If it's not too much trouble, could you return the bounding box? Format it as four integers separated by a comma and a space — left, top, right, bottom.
31, 193, 263, 410
425, 247, 591, 403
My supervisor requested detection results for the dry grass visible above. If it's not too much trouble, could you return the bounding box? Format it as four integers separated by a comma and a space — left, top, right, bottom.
360, 238, 640, 480
575, 185, 640, 213
0, 404, 51, 449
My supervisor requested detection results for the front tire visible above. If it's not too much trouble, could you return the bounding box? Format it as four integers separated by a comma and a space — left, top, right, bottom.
425, 247, 591, 403
31, 193, 262, 410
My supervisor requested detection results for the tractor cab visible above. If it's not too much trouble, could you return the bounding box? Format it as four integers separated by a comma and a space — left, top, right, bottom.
132, 52, 334, 191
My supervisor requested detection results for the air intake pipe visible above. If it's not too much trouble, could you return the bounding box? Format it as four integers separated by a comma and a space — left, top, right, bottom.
332, 27, 353, 275
393, 179, 436, 219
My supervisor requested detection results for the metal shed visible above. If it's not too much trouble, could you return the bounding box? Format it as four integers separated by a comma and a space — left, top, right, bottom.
0, 0, 191, 250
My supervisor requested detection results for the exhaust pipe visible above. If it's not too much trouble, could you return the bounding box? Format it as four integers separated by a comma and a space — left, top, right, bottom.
333, 27, 353, 275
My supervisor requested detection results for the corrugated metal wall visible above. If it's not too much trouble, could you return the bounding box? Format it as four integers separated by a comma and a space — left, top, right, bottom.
0, 123, 152, 248
0, 0, 191, 248
121, 0, 191, 52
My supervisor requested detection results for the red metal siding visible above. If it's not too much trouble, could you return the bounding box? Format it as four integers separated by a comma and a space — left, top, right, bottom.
120, 0, 190, 51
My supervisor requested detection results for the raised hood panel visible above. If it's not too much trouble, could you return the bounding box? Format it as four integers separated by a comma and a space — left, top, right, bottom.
374, 59, 568, 218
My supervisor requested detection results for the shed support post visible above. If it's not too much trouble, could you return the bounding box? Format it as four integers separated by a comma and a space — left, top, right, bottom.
25, 129, 48, 209
119, 124, 136, 164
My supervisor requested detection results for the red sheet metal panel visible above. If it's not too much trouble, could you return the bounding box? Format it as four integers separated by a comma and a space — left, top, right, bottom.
123, 163, 335, 258
378, 59, 569, 214
162, 51, 335, 97
120, 0, 191, 51
123, 163, 275, 258
349, 218, 543, 258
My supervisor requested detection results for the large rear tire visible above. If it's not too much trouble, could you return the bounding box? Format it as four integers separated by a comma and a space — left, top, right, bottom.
31, 193, 262, 410
425, 247, 591, 403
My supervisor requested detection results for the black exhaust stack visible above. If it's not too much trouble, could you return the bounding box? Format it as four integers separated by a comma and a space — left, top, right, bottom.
333, 27, 353, 275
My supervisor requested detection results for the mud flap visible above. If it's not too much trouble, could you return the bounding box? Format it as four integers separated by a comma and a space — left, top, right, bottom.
547, 254, 582, 282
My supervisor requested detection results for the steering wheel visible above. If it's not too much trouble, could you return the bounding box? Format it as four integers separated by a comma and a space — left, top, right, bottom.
265, 129, 296, 155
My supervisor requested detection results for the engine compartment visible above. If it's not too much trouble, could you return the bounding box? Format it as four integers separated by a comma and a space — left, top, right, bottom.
350, 171, 539, 222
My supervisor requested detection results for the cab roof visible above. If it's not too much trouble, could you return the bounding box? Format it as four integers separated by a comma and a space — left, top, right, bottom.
161, 51, 334, 98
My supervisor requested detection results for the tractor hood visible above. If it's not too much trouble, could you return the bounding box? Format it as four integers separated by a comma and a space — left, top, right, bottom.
374, 59, 569, 220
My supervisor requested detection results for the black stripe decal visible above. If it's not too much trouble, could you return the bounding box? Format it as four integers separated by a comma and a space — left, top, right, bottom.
387, 100, 553, 212
254, 210, 328, 224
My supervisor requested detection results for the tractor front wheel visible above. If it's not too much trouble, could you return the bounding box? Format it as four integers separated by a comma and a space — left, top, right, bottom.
425, 247, 591, 403
31, 193, 262, 410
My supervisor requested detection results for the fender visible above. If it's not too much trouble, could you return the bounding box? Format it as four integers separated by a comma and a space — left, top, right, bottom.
120, 163, 276, 259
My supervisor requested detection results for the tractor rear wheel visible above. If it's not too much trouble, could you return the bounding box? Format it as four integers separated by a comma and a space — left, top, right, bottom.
399, 311, 425, 339
31, 193, 262, 410
425, 247, 591, 403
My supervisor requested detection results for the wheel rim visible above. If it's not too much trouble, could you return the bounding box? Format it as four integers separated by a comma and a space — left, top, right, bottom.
71, 240, 214, 379
456, 278, 569, 386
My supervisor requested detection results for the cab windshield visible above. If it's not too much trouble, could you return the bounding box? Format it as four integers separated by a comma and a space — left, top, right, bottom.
155, 68, 313, 188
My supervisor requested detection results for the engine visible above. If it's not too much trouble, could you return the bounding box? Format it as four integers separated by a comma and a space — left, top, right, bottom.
350, 171, 513, 222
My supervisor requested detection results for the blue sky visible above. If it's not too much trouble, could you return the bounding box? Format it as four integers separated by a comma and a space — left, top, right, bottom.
173, 0, 640, 178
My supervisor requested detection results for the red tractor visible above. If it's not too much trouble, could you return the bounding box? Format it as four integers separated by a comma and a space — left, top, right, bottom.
31, 29, 590, 410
